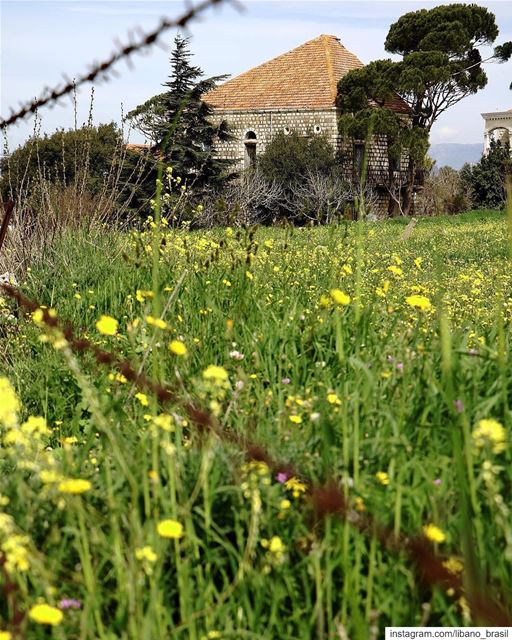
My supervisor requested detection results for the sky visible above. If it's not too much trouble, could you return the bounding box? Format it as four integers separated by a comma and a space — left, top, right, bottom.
1, 0, 512, 151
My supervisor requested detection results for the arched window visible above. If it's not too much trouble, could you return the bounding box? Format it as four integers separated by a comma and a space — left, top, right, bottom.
244, 131, 257, 168
485, 127, 511, 155
489, 127, 510, 146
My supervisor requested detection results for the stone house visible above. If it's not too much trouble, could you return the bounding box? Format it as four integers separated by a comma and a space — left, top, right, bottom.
204, 35, 411, 215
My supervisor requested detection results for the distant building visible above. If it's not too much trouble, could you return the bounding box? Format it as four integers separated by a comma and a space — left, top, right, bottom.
204, 35, 411, 215
482, 108, 512, 153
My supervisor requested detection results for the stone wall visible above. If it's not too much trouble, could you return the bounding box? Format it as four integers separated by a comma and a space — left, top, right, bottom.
210, 107, 410, 217
210, 108, 340, 170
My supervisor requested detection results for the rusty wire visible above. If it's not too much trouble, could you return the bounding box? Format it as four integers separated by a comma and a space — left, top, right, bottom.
1, 281, 511, 627
0, 0, 235, 131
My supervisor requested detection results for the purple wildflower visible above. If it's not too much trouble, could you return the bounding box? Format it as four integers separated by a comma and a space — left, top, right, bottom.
276, 472, 290, 484
454, 399, 465, 414
281, 377, 291, 385
433, 479, 442, 486
58, 598, 82, 610
396, 362, 404, 371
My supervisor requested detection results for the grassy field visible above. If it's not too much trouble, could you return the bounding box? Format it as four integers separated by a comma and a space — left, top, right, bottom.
1, 209, 511, 639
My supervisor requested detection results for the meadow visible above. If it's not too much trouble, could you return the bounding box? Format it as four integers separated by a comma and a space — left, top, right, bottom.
1, 208, 511, 639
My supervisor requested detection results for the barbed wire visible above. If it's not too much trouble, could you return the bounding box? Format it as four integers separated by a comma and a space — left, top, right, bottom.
1, 281, 511, 627
0, 0, 235, 131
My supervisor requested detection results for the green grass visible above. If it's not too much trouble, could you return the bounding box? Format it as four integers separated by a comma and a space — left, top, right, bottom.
0, 208, 511, 639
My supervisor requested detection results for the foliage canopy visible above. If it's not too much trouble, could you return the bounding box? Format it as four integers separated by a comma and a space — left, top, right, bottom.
258, 131, 336, 186
126, 35, 232, 193
460, 139, 512, 210
1, 123, 125, 200
336, 3, 511, 216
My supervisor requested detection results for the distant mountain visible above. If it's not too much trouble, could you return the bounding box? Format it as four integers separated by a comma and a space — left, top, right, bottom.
429, 143, 482, 170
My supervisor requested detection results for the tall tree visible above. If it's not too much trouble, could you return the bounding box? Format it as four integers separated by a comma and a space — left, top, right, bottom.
337, 4, 512, 216
127, 35, 232, 193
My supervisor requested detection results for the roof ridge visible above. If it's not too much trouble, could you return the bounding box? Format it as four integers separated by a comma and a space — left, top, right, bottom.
321, 35, 337, 104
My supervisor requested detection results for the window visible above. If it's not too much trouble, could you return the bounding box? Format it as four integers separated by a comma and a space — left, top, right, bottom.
353, 142, 364, 176
314, 125, 322, 134
244, 131, 257, 169
389, 155, 401, 173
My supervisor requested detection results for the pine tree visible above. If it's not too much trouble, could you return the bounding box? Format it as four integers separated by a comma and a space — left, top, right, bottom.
337, 3, 512, 216
127, 35, 232, 192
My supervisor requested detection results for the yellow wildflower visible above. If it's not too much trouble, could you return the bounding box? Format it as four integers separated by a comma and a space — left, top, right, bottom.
375, 471, 390, 486
169, 340, 187, 356
2, 535, 30, 572
20, 416, 49, 436
405, 295, 432, 311
135, 393, 149, 407
152, 414, 174, 432
40, 470, 63, 484
443, 557, 464, 574
423, 523, 446, 543
135, 545, 158, 563
202, 365, 228, 382
136, 290, 154, 303
95, 315, 118, 336
58, 479, 92, 495
289, 415, 302, 424
157, 519, 184, 539
327, 392, 341, 405
28, 603, 63, 626
0, 377, 20, 428
472, 418, 506, 454
387, 265, 403, 277
31, 308, 44, 325
353, 497, 364, 512
330, 289, 351, 306
146, 315, 167, 329
269, 536, 286, 555
284, 477, 307, 498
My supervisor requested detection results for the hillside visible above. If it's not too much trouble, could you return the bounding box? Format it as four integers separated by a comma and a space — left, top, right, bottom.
429, 142, 482, 169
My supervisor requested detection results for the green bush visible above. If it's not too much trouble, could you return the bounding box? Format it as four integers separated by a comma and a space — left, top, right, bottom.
258, 130, 336, 187
1, 123, 124, 200
460, 139, 511, 210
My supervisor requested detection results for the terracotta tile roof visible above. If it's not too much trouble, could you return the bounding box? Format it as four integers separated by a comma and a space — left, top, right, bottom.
205, 35, 410, 114
125, 143, 151, 151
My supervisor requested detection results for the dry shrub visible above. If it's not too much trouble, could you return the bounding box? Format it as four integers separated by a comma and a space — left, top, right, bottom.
415, 165, 471, 216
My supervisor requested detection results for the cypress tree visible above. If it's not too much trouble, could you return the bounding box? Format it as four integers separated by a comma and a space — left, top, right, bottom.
127, 35, 233, 193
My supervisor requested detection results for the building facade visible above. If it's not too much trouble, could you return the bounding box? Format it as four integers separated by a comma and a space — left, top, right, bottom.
482, 109, 512, 153
204, 35, 410, 216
